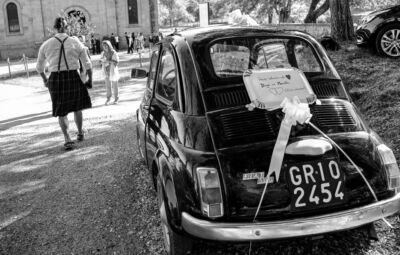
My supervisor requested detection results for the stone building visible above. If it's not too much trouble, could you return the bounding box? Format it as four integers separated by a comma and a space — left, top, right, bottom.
0, 0, 159, 60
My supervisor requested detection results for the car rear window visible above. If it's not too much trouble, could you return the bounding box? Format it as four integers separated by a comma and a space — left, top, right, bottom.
209, 37, 323, 78
210, 39, 250, 78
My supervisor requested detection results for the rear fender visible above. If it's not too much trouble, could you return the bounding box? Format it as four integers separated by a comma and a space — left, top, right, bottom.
156, 152, 182, 231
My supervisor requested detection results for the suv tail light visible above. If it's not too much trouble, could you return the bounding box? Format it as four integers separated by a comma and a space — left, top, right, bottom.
196, 167, 224, 218
377, 144, 400, 193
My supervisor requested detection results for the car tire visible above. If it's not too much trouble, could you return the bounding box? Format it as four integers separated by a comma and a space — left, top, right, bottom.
156, 177, 193, 255
375, 23, 400, 58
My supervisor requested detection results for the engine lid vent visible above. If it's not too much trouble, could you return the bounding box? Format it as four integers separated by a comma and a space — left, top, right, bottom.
220, 110, 277, 142
310, 80, 340, 98
208, 81, 342, 110
312, 103, 356, 126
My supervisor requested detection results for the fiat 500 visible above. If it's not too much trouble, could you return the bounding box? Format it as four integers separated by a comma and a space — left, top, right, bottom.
134, 26, 400, 255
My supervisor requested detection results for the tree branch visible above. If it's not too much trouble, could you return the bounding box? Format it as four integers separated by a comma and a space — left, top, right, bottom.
304, 0, 329, 23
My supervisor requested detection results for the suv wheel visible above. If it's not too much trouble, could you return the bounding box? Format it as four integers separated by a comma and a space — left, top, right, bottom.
375, 23, 400, 58
156, 177, 193, 255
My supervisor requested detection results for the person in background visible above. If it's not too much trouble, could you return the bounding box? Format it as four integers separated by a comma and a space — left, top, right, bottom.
138, 32, 144, 52
90, 35, 96, 55
96, 38, 101, 54
124, 32, 130, 54
77, 35, 92, 83
128, 35, 133, 54
114, 33, 119, 51
36, 17, 92, 150
100, 40, 120, 105
131, 32, 135, 46
110, 33, 116, 50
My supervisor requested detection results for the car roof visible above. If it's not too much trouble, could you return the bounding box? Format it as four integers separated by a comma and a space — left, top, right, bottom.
167, 25, 317, 46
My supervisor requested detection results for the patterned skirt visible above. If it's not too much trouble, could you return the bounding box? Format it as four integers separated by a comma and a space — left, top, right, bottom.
48, 70, 92, 117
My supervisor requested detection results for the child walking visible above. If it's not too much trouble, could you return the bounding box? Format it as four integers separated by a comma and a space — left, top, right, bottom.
100, 40, 120, 105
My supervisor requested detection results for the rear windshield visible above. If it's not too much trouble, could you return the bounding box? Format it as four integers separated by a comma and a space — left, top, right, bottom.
209, 37, 325, 78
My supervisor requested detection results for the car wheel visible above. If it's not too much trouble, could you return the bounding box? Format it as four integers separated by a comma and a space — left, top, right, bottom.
156, 177, 193, 255
375, 23, 400, 58
136, 126, 145, 160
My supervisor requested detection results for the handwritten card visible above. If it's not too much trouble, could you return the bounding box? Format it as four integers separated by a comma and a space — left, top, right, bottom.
243, 68, 316, 110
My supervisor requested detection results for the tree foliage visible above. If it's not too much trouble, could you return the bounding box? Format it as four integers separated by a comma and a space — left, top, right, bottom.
158, 0, 195, 26
351, 0, 399, 9
158, 0, 399, 26
47, 11, 96, 38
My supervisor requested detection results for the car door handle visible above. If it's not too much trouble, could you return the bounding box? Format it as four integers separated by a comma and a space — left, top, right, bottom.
143, 105, 155, 111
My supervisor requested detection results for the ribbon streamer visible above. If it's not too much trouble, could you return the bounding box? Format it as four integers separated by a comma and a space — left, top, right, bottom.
253, 97, 312, 222
251, 96, 392, 225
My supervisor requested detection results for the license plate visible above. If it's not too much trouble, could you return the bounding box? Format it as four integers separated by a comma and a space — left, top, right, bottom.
285, 158, 347, 211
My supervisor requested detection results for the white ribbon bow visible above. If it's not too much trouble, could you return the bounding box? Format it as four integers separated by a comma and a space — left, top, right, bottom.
268, 96, 312, 182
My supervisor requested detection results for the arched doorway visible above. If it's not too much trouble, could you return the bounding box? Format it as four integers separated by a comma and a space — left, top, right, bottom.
64, 6, 91, 23
67, 9, 86, 23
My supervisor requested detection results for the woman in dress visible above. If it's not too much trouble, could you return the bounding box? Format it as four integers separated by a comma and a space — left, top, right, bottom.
100, 40, 120, 105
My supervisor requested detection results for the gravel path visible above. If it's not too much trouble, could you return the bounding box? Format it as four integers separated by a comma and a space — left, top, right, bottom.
0, 54, 399, 255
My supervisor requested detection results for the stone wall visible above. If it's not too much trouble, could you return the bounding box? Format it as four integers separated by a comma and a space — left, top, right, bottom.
0, 0, 158, 60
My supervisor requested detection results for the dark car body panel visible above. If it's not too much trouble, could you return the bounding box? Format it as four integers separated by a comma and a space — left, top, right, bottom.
136, 26, 395, 236
356, 5, 400, 45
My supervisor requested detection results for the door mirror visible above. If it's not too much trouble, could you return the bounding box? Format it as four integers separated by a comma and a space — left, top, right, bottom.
131, 68, 148, 78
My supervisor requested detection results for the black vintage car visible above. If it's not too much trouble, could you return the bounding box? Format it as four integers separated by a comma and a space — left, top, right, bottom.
134, 26, 400, 254
356, 5, 400, 58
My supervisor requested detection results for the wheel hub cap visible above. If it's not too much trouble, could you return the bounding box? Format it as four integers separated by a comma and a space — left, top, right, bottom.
381, 29, 400, 57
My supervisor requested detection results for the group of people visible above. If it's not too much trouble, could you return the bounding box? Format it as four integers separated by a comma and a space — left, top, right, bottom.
36, 17, 121, 151
124, 31, 163, 54
125, 32, 143, 54
35, 17, 167, 150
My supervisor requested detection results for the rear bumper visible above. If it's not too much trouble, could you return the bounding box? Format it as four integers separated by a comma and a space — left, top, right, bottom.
181, 193, 400, 241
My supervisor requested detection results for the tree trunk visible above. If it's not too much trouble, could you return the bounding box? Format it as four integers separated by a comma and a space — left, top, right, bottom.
330, 0, 355, 41
278, 0, 292, 23
267, 7, 274, 24
304, 0, 330, 23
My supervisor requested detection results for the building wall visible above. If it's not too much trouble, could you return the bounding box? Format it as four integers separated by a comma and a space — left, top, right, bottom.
0, 0, 158, 60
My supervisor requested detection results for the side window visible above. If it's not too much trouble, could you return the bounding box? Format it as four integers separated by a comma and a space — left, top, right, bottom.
147, 48, 159, 90
155, 49, 177, 102
6, 2, 20, 33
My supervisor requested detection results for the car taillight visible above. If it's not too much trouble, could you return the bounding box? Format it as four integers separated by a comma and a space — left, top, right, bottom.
196, 167, 224, 218
377, 144, 400, 193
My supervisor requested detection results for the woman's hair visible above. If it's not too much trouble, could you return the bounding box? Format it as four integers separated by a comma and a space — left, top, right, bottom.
53, 17, 67, 30
102, 40, 115, 60
102, 40, 114, 50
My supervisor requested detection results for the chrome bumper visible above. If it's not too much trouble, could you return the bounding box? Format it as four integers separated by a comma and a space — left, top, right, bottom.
181, 193, 400, 241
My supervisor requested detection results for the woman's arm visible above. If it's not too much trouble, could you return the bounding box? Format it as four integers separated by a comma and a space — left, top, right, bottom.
111, 52, 119, 65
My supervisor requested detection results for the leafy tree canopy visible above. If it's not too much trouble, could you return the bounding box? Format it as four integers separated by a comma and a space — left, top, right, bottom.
158, 0, 400, 25
47, 10, 96, 40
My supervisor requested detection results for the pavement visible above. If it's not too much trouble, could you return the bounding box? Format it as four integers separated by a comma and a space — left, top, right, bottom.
0, 49, 151, 79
